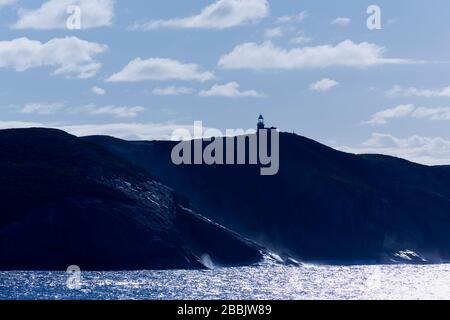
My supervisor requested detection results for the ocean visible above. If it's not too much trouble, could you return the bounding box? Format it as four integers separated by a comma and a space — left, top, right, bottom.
2, 262, 450, 300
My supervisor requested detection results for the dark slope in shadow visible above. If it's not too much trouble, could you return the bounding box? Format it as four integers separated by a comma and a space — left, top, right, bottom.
0, 129, 263, 270
85, 132, 450, 264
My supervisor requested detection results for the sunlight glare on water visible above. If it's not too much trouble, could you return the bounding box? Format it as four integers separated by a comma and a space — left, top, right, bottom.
2, 263, 450, 300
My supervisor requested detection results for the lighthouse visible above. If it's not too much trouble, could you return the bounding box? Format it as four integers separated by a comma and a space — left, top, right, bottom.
257, 114, 265, 130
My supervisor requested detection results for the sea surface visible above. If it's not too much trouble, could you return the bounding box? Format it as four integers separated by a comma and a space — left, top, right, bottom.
2, 262, 450, 300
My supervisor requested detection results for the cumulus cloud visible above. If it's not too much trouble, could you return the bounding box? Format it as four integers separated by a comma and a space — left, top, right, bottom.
363, 104, 450, 125
386, 85, 450, 98
107, 58, 214, 82
218, 40, 419, 70
91, 86, 106, 95
131, 0, 269, 30
12, 0, 114, 30
16, 102, 64, 115
77, 104, 145, 118
265, 26, 311, 43
199, 82, 265, 98
276, 11, 307, 24
331, 17, 351, 27
339, 133, 450, 166
411, 106, 450, 120
309, 78, 338, 92
11, 102, 144, 118
152, 86, 194, 96
363, 104, 416, 125
0, 37, 107, 79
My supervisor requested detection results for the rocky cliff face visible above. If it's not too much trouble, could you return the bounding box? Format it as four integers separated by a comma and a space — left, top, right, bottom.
85, 133, 450, 264
3, 127, 450, 269
0, 129, 263, 270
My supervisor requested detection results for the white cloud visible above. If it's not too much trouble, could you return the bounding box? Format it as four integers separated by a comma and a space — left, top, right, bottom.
264, 27, 283, 38
331, 17, 351, 27
199, 82, 265, 98
62, 122, 219, 140
276, 11, 307, 24
339, 133, 450, 166
107, 58, 214, 83
152, 86, 194, 96
363, 104, 450, 125
11, 102, 144, 118
91, 86, 106, 95
363, 104, 416, 125
385, 85, 403, 96
0, 121, 45, 129
60, 123, 193, 140
131, 0, 269, 30
13, 0, 114, 30
0, 121, 215, 141
412, 106, 450, 120
290, 34, 311, 45
386, 85, 450, 98
218, 40, 419, 70
0, 0, 16, 7
17, 102, 64, 115
0, 37, 107, 79
265, 26, 311, 43
78, 104, 145, 118
309, 78, 338, 92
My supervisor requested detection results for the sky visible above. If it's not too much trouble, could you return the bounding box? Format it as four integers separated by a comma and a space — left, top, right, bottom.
1, 0, 450, 165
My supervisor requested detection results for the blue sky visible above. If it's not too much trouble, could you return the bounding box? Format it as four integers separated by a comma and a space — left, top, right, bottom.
1, 0, 450, 164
